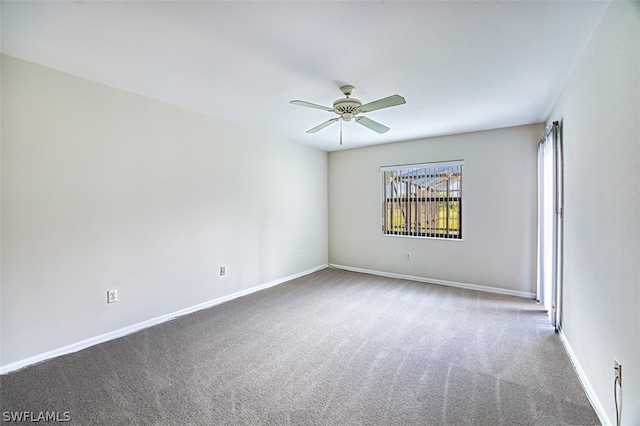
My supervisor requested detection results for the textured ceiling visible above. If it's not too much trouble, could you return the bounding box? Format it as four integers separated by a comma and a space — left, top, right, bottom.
1, 1, 609, 151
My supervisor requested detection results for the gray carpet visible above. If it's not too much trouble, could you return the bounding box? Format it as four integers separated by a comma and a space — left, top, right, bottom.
1, 268, 599, 425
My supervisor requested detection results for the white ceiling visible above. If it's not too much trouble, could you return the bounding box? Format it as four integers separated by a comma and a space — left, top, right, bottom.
1, 1, 608, 152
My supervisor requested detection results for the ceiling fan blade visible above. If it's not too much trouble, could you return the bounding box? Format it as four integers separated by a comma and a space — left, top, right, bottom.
359, 94, 406, 113
356, 116, 390, 134
290, 100, 334, 112
306, 118, 340, 133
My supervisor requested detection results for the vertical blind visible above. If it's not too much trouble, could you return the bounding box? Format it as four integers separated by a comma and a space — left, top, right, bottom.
381, 161, 463, 239
537, 121, 562, 329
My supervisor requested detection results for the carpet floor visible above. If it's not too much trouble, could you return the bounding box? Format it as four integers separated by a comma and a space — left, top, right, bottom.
0, 268, 599, 425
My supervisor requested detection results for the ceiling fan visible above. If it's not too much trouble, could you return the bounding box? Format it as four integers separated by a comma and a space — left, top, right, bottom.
290, 85, 406, 145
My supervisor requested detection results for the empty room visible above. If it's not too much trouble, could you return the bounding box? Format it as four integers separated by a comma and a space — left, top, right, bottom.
1, 1, 638, 425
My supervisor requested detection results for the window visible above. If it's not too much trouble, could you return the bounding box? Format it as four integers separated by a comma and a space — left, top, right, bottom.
381, 161, 463, 239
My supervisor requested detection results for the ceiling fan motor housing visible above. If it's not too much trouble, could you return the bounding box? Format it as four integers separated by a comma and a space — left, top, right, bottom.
333, 84, 361, 119
333, 98, 362, 116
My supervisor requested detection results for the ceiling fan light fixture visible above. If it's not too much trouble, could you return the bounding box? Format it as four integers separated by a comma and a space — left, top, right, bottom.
342, 112, 354, 122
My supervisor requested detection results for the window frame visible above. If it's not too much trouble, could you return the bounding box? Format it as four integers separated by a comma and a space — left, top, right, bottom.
380, 160, 463, 240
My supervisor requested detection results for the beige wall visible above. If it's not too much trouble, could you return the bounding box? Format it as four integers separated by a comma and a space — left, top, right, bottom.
328, 124, 542, 296
547, 2, 640, 424
1, 55, 328, 368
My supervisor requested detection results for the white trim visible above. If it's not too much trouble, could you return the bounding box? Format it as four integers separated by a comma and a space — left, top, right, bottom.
558, 326, 610, 426
379, 159, 464, 171
329, 264, 535, 299
381, 233, 463, 241
0, 264, 328, 375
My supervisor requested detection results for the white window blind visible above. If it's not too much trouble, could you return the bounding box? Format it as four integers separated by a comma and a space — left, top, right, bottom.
381, 161, 463, 239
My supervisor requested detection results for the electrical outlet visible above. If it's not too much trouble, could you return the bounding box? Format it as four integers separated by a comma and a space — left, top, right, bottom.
299, 249, 304, 257
219, 265, 226, 277
614, 360, 622, 387
107, 290, 118, 304
405, 252, 411, 261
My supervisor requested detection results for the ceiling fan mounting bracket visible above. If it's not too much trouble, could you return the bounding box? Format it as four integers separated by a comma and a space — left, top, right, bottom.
340, 85, 355, 97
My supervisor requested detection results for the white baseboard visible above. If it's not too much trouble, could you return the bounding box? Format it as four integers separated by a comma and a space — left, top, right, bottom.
0, 264, 328, 375
329, 264, 536, 299
558, 326, 610, 426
